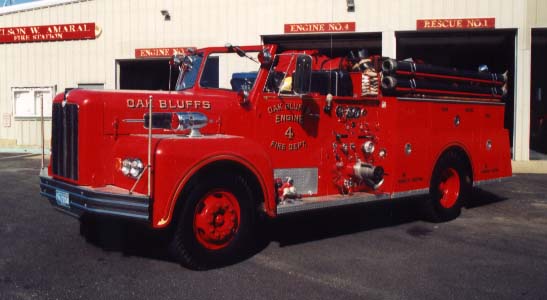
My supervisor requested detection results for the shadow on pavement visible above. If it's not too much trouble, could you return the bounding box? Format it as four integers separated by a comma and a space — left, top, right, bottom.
78, 187, 507, 266
265, 197, 423, 247
79, 215, 174, 262
466, 187, 508, 209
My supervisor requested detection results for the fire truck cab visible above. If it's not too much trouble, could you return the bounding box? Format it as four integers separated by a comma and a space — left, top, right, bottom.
40, 40, 512, 269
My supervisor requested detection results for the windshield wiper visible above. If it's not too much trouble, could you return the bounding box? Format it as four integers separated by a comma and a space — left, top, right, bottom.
225, 43, 258, 64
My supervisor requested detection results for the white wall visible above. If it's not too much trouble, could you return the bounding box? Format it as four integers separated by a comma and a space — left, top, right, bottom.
0, 0, 545, 161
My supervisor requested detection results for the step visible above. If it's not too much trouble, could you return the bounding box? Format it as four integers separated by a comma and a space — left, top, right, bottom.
276, 192, 391, 215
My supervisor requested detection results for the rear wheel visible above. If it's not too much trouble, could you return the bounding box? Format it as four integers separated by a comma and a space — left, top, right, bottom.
169, 173, 255, 269
424, 151, 472, 222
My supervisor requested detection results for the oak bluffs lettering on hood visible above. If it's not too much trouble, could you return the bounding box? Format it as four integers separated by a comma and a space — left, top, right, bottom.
127, 98, 212, 110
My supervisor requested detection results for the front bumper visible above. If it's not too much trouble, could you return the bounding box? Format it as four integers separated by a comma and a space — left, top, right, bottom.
40, 176, 150, 222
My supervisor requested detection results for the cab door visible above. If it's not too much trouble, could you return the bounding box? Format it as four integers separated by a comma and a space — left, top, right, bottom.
256, 53, 324, 198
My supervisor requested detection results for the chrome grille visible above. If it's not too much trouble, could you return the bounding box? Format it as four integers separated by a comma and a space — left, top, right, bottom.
51, 103, 78, 180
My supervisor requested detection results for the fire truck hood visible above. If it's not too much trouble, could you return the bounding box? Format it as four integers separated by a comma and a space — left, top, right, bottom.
55, 88, 237, 137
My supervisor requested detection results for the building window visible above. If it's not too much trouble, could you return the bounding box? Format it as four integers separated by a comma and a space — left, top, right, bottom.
12, 87, 55, 118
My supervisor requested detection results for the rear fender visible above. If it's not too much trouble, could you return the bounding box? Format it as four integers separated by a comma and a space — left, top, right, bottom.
432, 143, 474, 182
152, 135, 274, 228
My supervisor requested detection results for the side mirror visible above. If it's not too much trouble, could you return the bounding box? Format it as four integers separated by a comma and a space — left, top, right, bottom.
170, 54, 193, 69
238, 89, 250, 106
170, 54, 183, 67
293, 54, 312, 95
169, 54, 187, 91
258, 47, 272, 68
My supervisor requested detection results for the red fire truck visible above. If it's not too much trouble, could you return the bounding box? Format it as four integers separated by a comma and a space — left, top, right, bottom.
40, 42, 512, 269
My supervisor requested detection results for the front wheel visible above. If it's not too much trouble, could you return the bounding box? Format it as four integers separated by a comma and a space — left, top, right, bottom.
168, 174, 255, 270
423, 151, 472, 222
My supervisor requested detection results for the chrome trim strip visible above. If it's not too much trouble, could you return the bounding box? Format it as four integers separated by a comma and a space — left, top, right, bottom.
397, 97, 505, 106
277, 192, 390, 215
277, 188, 431, 215
69, 201, 149, 220
473, 176, 512, 187
391, 188, 429, 198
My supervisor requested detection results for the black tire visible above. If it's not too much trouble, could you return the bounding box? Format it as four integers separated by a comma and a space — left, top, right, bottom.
423, 151, 472, 223
168, 173, 255, 270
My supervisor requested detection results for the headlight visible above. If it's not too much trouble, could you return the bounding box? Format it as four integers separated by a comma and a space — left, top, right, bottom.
121, 158, 144, 178
121, 159, 131, 175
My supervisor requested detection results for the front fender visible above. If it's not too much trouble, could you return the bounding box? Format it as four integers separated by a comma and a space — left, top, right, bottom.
152, 135, 274, 228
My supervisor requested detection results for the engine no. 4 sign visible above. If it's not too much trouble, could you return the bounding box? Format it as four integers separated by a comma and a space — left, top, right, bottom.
284, 22, 356, 33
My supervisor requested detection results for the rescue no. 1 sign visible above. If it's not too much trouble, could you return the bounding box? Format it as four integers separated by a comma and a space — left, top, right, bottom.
416, 18, 495, 30
0, 23, 99, 44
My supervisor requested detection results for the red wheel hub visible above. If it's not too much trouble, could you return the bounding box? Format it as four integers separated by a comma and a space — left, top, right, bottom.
438, 168, 460, 208
193, 189, 241, 250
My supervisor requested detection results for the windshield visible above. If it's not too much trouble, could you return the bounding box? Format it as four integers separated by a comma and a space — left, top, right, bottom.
175, 54, 203, 91
200, 51, 260, 91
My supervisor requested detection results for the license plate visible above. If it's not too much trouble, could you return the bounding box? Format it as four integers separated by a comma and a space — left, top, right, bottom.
55, 190, 70, 208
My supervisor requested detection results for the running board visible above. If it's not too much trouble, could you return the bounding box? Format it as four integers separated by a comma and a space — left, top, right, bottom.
276, 188, 430, 215
276, 176, 512, 215
277, 192, 390, 215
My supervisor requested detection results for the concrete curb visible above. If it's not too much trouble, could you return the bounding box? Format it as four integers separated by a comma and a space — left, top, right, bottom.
0, 153, 40, 160
512, 160, 547, 174
0, 148, 50, 155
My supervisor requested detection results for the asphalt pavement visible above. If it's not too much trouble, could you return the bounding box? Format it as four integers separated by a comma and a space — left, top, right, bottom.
1, 155, 546, 300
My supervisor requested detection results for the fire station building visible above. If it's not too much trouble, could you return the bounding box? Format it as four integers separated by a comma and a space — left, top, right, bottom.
0, 0, 546, 168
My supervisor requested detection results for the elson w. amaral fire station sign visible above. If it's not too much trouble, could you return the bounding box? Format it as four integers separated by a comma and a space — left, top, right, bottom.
0, 22, 98, 44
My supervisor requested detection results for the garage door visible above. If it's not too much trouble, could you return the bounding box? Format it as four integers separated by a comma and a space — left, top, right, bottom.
396, 29, 516, 149
117, 59, 178, 91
